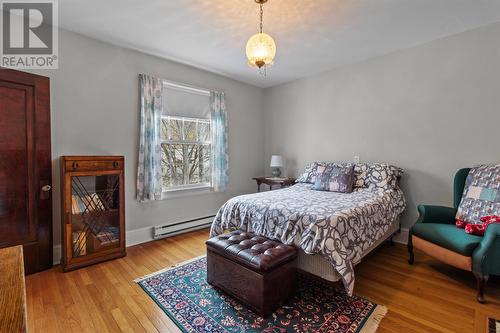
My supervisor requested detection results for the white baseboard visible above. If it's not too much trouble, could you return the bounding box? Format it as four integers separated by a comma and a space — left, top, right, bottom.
53, 244, 62, 265
126, 226, 154, 247
392, 227, 409, 245
52, 217, 214, 265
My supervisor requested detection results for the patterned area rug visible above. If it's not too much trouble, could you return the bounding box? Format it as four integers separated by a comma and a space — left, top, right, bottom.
489, 318, 500, 333
135, 257, 387, 333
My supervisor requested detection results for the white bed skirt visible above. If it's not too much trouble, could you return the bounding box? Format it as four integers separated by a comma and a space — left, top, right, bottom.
297, 219, 400, 282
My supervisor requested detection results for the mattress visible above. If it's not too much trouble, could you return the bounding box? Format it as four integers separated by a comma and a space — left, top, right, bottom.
210, 183, 406, 295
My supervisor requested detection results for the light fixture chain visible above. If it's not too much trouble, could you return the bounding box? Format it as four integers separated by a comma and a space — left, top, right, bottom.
259, 3, 263, 33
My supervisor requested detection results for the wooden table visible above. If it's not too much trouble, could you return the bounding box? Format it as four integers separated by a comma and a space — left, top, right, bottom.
0, 245, 28, 333
252, 177, 296, 192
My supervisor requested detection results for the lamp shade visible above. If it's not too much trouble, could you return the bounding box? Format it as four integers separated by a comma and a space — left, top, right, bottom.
270, 155, 283, 168
246, 32, 276, 69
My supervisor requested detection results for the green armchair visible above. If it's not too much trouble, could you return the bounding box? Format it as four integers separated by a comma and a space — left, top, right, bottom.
408, 168, 500, 303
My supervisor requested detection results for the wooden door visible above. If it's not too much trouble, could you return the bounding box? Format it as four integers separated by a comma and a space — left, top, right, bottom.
0, 69, 52, 274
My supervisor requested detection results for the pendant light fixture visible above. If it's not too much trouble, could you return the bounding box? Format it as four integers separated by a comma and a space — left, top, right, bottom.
245, 0, 276, 75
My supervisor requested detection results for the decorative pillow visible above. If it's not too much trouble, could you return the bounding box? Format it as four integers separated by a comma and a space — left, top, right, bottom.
353, 163, 402, 191
296, 162, 318, 183
312, 165, 355, 193
456, 215, 500, 236
456, 165, 500, 224
296, 162, 349, 184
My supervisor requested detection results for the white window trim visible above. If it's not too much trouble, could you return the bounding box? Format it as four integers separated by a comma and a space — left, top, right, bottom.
160, 82, 213, 193
161, 185, 213, 200
163, 80, 210, 97
162, 183, 213, 199
163, 183, 212, 193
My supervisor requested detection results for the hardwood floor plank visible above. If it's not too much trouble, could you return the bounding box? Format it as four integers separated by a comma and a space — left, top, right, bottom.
132, 294, 179, 333
355, 281, 465, 333
356, 265, 476, 321
24, 229, 499, 332
85, 284, 123, 333
92, 264, 146, 333
377, 312, 444, 333
111, 308, 137, 333
73, 270, 113, 333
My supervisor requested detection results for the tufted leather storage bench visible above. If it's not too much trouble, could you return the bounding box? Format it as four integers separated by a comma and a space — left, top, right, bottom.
206, 230, 297, 317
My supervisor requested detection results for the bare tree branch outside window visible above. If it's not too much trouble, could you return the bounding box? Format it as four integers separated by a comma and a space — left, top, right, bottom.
160, 116, 211, 190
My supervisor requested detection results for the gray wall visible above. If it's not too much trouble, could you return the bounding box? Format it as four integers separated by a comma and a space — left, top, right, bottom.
29, 21, 500, 244
30, 29, 265, 246
263, 22, 500, 228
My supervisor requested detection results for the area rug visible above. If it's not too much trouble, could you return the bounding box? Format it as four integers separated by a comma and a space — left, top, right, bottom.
489, 318, 500, 333
135, 257, 387, 333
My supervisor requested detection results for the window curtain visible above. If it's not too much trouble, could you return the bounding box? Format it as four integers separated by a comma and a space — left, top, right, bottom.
137, 74, 163, 201
210, 91, 229, 191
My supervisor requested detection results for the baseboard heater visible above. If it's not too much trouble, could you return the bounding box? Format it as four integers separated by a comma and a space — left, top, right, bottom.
153, 215, 215, 240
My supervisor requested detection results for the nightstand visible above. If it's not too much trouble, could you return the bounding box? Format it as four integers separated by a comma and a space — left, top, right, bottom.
252, 177, 296, 192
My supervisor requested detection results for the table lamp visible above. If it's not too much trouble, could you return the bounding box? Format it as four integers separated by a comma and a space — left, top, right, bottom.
270, 155, 283, 177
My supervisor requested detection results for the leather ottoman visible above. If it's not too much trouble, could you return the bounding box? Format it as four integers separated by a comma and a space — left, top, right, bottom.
206, 230, 297, 317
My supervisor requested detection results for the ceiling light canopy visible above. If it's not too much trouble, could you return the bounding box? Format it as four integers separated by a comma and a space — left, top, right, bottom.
246, 0, 276, 74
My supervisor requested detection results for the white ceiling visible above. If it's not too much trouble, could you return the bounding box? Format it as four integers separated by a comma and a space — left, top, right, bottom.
59, 0, 500, 88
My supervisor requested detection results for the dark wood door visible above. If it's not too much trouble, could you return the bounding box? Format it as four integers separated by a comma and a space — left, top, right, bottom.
0, 69, 52, 274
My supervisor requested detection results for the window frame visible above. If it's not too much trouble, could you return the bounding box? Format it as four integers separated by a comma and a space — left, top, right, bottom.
160, 82, 213, 194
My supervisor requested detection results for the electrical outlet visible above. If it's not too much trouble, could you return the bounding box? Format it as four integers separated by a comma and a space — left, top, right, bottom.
353, 155, 360, 164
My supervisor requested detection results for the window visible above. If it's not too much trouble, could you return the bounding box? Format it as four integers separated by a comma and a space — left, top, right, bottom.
160, 116, 211, 189
161, 81, 212, 192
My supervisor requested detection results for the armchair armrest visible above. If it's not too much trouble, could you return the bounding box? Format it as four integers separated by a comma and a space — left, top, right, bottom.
473, 224, 500, 275
416, 205, 457, 224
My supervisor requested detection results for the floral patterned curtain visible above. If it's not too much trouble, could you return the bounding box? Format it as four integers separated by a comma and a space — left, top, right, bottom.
210, 91, 229, 191
137, 74, 163, 201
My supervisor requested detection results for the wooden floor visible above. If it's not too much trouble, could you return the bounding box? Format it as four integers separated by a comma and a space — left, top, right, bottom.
25, 229, 499, 333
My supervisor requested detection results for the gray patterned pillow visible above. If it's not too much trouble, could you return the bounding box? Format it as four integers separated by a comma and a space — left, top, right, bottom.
456, 164, 500, 224
312, 165, 355, 193
296, 162, 349, 183
296, 162, 318, 183
353, 163, 402, 191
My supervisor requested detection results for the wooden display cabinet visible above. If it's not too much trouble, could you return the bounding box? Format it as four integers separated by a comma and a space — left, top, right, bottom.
60, 156, 125, 271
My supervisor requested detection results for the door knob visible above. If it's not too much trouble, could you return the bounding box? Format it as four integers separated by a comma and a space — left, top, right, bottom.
40, 182, 52, 200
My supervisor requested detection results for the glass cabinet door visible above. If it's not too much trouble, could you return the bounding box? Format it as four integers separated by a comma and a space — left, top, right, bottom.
70, 174, 120, 258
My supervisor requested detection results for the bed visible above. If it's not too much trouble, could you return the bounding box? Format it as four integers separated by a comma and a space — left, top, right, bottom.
210, 163, 406, 295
